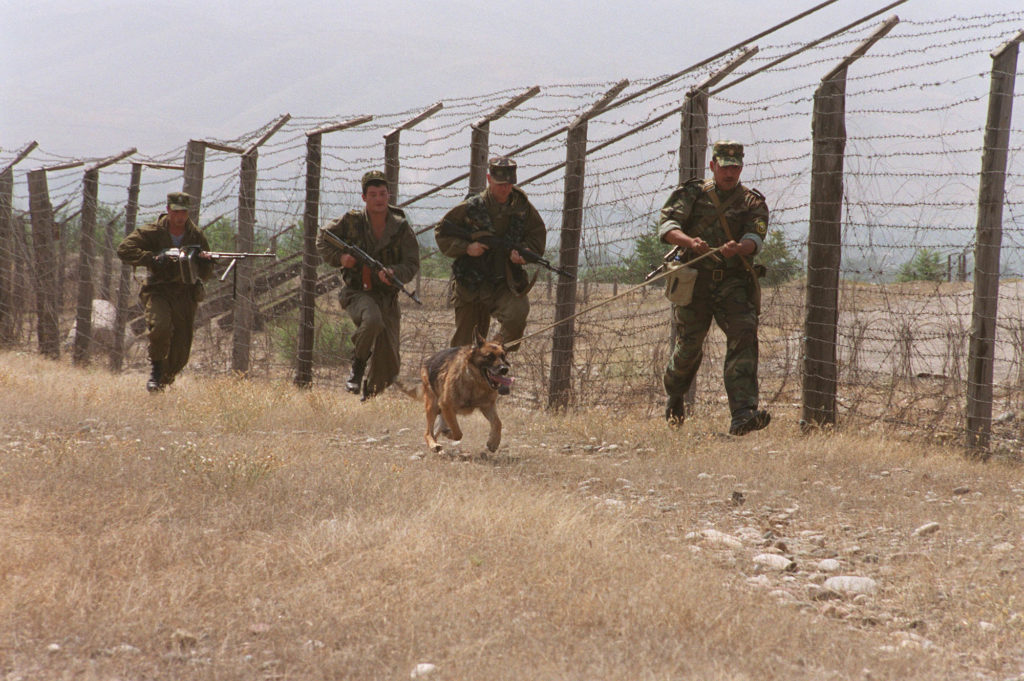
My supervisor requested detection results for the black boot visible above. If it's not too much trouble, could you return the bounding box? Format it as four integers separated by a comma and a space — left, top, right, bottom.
146, 360, 164, 393
665, 394, 685, 427
729, 408, 771, 436
346, 358, 365, 394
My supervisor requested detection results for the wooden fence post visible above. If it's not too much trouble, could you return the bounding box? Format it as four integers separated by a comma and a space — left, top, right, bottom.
1, 142, 36, 346
295, 115, 372, 388
183, 140, 206, 225
802, 16, 898, 429
27, 168, 63, 358
467, 87, 540, 195
227, 115, 290, 376
73, 169, 99, 365
966, 30, 1023, 451
385, 102, 443, 203
113, 163, 142, 372
232, 148, 259, 374
548, 81, 628, 408
73, 148, 135, 366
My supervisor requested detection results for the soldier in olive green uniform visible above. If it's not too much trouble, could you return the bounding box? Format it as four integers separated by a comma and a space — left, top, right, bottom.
117, 192, 214, 392
659, 141, 771, 436
317, 170, 420, 399
434, 156, 546, 353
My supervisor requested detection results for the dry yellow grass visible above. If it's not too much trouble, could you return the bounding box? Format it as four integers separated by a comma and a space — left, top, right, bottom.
1, 351, 1022, 680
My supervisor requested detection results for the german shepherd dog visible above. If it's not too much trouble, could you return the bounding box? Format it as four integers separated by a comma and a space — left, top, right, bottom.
422, 334, 512, 454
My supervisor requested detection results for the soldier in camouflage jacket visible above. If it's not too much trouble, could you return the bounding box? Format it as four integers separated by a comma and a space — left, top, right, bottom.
658, 141, 771, 436
317, 171, 420, 399
434, 156, 546, 353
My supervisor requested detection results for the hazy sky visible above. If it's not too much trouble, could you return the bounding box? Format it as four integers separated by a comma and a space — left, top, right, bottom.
5, 0, 1021, 162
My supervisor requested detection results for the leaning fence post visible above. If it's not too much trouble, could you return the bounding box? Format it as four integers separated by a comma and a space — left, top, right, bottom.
28, 163, 80, 358
0, 141, 37, 346
295, 115, 372, 388
230, 114, 291, 376
802, 16, 898, 429
384, 102, 443, 203
548, 81, 628, 409
467, 87, 540, 195
73, 148, 135, 366
183, 140, 206, 226
966, 29, 1023, 452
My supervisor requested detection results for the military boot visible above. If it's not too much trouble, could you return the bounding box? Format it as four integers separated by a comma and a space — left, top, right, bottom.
146, 360, 164, 393
665, 394, 686, 427
345, 358, 366, 394
729, 408, 771, 436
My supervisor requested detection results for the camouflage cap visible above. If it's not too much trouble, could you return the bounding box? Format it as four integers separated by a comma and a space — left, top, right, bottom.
167, 192, 192, 211
712, 140, 744, 167
487, 156, 517, 184
361, 170, 388, 193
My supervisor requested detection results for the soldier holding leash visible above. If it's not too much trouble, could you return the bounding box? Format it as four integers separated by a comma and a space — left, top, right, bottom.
659, 141, 771, 436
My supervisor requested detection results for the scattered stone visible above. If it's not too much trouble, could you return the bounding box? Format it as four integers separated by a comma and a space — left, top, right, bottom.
747, 575, 771, 588
753, 553, 796, 572
808, 584, 842, 601
952, 486, 970, 495
248, 622, 271, 635
824, 575, 878, 596
817, 558, 842, 573
411, 662, 437, 678
770, 589, 798, 602
978, 621, 996, 633
303, 639, 325, 651
992, 542, 1014, 552
912, 522, 941, 537
46, 643, 61, 653
697, 473, 713, 480
699, 529, 743, 550
731, 491, 745, 506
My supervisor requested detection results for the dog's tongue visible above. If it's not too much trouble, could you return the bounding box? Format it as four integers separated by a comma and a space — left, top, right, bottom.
496, 374, 513, 387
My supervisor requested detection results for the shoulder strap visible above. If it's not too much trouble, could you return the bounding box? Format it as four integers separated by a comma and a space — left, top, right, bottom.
707, 187, 756, 276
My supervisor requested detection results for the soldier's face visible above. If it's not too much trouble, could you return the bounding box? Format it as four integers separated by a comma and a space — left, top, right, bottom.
167, 208, 188, 232
487, 175, 513, 204
710, 160, 742, 190
363, 184, 390, 216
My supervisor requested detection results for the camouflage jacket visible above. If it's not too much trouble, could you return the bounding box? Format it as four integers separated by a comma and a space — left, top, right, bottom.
316, 206, 420, 296
434, 187, 546, 290
658, 179, 769, 270
116, 214, 214, 288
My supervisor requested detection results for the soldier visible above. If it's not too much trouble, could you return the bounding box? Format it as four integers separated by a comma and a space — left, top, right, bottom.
317, 170, 420, 399
434, 156, 546, 354
116, 191, 214, 392
659, 140, 771, 436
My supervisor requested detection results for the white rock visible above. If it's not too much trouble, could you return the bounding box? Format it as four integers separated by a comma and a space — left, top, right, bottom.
700, 529, 743, 550
411, 663, 437, 678
913, 522, 940, 537
770, 589, 798, 602
753, 553, 796, 571
824, 575, 878, 596
46, 643, 61, 653
736, 527, 763, 542
992, 542, 1014, 552
746, 575, 771, 587
978, 621, 996, 633
817, 559, 842, 573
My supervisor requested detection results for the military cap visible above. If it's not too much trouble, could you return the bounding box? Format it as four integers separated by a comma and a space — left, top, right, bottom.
487, 156, 517, 184
166, 192, 192, 211
712, 140, 744, 167
361, 170, 388, 193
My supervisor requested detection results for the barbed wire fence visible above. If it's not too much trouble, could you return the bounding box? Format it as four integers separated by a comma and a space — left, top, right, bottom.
1, 7, 1022, 453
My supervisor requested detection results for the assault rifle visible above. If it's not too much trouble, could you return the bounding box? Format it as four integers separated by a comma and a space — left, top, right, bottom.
643, 244, 725, 282
318, 228, 423, 305
439, 226, 573, 279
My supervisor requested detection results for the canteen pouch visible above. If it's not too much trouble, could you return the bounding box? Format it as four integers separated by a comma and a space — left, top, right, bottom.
664, 261, 698, 306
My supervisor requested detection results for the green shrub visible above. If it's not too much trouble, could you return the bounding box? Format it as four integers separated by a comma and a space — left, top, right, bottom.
268, 312, 354, 367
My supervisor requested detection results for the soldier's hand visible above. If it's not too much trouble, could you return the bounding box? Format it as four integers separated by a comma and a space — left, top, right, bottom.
377, 268, 394, 285
509, 249, 526, 265
153, 251, 171, 268
688, 237, 710, 255
466, 242, 489, 257
340, 253, 358, 268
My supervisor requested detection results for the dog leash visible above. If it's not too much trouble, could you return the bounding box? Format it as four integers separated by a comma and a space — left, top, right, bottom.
514, 245, 726, 347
